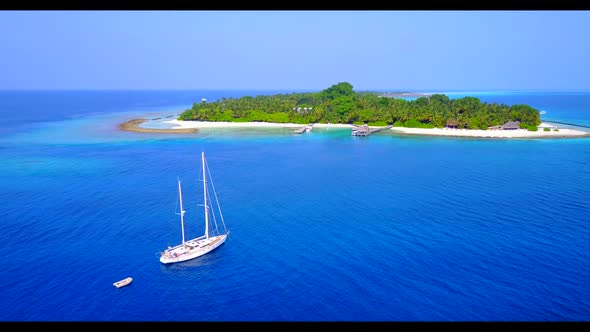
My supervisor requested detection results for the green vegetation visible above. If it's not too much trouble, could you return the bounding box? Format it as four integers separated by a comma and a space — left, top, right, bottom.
544, 127, 551, 132
528, 125, 539, 131
178, 82, 541, 128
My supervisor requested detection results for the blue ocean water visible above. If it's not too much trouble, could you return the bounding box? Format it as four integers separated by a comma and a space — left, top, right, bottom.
0, 91, 589, 321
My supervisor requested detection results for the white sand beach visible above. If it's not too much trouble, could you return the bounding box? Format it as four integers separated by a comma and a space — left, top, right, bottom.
390, 126, 589, 138
147, 119, 589, 139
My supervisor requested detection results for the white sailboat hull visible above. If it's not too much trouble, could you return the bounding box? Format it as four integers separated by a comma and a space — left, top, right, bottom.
160, 234, 228, 264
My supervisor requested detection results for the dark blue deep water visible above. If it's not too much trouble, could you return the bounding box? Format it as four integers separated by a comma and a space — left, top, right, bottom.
0, 91, 589, 321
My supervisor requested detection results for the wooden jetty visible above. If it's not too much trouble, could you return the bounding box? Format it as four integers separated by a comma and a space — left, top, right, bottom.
351, 124, 393, 137
351, 124, 370, 136
294, 124, 314, 134
294, 127, 307, 134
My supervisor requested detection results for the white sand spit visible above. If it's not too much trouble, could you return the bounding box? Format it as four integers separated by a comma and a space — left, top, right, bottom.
390, 127, 588, 138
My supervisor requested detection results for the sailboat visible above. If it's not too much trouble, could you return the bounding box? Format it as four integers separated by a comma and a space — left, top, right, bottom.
160, 152, 230, 264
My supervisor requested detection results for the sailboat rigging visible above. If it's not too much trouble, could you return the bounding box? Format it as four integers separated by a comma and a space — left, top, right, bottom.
160, 152, 230, 264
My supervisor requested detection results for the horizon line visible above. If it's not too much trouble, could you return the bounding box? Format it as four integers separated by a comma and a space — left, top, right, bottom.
2, 88, 590, 93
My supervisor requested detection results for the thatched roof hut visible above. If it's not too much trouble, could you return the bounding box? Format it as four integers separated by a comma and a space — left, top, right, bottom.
445, 119, 459, 128
502, 121, 520, 130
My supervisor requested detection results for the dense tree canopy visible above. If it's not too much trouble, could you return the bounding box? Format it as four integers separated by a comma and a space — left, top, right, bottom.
178, 82, 541, 129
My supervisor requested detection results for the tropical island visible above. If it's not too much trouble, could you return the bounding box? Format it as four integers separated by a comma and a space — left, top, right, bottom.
178, 82, 542, 129
119, 82, 588, 138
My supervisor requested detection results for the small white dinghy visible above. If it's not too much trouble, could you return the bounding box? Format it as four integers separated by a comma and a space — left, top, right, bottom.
113, 277, 133, 288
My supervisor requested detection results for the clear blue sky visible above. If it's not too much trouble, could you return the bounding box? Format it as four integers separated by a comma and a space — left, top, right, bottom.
1, 10, 590, 91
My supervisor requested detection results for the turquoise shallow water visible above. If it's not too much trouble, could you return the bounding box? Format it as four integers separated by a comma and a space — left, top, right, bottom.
0, 91, 589, 321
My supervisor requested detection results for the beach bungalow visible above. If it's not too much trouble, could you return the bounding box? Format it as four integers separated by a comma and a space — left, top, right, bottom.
501, 121, 520, 130
445, 119, 459, 129
294, 106, 312, 113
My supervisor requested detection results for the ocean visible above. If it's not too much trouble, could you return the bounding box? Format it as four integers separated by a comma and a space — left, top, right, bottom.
0, 90, 588, 321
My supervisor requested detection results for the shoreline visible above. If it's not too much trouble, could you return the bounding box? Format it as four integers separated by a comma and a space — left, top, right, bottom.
118, 118, 199, 134
118, 118, 589, 139
164, 119, 589, 138
390, 126, 589, 138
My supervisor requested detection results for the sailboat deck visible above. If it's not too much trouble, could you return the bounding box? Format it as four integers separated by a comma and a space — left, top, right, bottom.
163, 235, 225, 255
160, 234, 227, 263
185, 235, 224, 248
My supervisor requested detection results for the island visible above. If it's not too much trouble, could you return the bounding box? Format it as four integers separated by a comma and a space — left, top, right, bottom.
178, 82, 542, 128
120, 82, 588, 138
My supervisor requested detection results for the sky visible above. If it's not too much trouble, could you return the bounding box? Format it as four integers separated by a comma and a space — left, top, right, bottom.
1, 10, 590, 91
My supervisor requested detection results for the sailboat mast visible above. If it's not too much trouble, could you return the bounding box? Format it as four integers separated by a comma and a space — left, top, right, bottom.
178, 178, 186, 245
202, 152, 209, 239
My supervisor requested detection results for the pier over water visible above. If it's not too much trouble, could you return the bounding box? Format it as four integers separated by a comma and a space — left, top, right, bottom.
351, 124, 393, 136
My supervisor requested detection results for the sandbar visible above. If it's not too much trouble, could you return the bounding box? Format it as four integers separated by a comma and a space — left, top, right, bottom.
390, 126, 588, 138
118, 119, 198, 134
